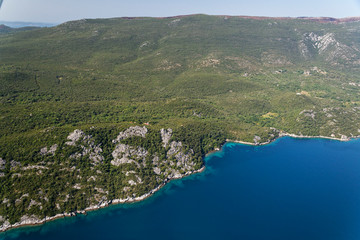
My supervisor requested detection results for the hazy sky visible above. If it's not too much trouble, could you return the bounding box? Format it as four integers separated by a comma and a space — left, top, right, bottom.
0, 0, 360, 23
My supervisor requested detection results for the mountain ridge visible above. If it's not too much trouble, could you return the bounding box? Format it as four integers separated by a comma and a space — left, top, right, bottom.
78, 14, 360, 23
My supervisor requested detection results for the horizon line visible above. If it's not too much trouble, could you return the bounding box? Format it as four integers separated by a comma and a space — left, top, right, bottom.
2, 13, 360, 26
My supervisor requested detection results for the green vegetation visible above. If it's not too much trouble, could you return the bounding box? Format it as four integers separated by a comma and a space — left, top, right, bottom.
1, 15, 360, 228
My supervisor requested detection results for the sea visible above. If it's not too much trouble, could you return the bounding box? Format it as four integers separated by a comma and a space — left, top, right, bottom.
2, 137, 360, 240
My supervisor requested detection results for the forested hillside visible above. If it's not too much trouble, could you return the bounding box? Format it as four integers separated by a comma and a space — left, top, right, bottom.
1, 14, 360, 230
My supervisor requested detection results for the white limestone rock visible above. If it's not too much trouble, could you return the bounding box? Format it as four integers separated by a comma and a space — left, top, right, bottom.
40, 144, 58, 156
300, 32, 358, 63
167, 141, 183, 156
73, 183, 82, 190
66, 129, 85, 146
168, 170, 182, 179
111, 144, 148, 167
135, 175, 142, 183
19, 215, 40, 225
87, 176, 96, 182
341, 135, 349, 141
66, 130, 104, 164
128, 180, 137, 186
152, 155, 159, 165
22, 165, 49, 171
160, 128, 173, 147
175, 152, 193, 169
0, 158, 6, 170
124, 171, 136, 176
299, 109, 316, 120
0, 158, 5, 177
112, 126, 148, 143
28, 200, 42, 210
48, 144, 58, 155
10, 160, 21, 170
153, 167, 161, 175
254, 136, 261, 144
1, 220, 11, 231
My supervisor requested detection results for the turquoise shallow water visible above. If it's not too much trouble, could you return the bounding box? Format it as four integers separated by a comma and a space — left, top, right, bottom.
3, 137, 360, 240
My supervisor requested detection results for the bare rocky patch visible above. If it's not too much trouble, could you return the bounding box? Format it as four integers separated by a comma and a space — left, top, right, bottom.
299, 32, 359, 64
111, 144, 148, 167
40, 144, 58, 156
112, 126, 148, 143
160, 128, 172, 147
66, 129, 104, 165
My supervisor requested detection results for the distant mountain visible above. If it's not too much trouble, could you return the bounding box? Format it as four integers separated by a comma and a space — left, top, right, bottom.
0, 24, 11, 32
0, 21, 57, 28
0, 24, 41, 34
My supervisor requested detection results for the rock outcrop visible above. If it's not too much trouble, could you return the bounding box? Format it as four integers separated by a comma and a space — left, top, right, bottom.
0, 158, 5, 170
10, 160, 20, 170
254, 136, 261, 145
112, 126, 148, 143
160, 128, 172, 147
0, 158, 5, 177
65, 129, 85, 146
111, 144, 148, 167
299, 109, 316, 120
40, 144, 58, 156
299, 32, 359, 64
167, 141, 183, 156
66, 129, 104, 165
0, 126, 202, 232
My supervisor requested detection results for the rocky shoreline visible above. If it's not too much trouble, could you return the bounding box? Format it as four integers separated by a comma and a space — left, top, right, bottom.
0, 166, 205, 233
1, 132, 356, 233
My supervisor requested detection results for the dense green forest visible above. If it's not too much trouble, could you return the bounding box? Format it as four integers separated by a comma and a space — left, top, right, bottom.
1, 15, 360, 230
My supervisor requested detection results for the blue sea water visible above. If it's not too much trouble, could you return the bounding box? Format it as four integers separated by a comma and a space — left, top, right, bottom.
3, 137, 360, 240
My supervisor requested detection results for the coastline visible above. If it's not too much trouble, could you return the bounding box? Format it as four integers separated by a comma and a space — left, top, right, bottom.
0, 132, 355, 233
0, 166, 205, 233
226, 132, 353, 146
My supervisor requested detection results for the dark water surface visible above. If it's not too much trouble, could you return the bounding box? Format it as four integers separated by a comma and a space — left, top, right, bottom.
3, 137, 360, 240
